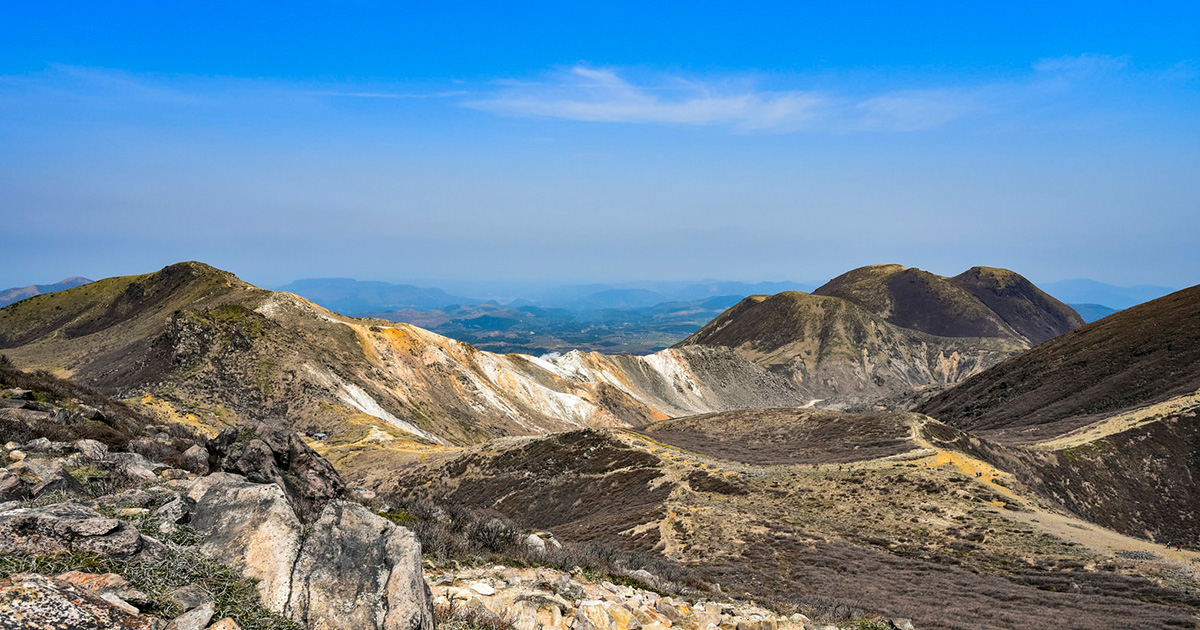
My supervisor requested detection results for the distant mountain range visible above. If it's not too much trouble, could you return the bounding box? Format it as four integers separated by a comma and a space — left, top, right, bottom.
1042, 279, 1175, 310
1066, 303, 1119, 323
0, 260, 1081, 444
361, 295, 746, 355
277, 277, 819, 313
0, 277, 91, 308
274, 278, 485, 313
278, 278, 820, 353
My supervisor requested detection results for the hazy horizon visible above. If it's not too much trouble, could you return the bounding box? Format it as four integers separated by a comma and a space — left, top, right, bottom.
3, 2, 1198, 290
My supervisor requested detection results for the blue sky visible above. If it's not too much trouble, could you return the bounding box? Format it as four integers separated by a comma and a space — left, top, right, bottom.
2, 1, 1198, 289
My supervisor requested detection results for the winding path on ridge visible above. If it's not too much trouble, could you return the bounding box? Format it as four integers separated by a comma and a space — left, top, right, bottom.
904, 418, 1200, 575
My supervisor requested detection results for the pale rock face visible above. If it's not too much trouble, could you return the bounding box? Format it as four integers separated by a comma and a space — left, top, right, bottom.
286, 500, 434, 630
188, 473, 303, 612
189, 474, 433, 630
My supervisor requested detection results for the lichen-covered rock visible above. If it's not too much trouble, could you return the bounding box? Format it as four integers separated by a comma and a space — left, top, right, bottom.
152, 494, 195, 530
165, 601, 216, 630
0, 573, 156, 630
31, 467, 86, 498
181, 445, 210, 475
190, 472, 432, 630
90, 488, 160, 511
285, 500, 434, 630
54, 571, 153, 612
106, 452, 162, 482
188, 473, 303, 612
206, 423, 345, 517
74, 439, 110, 460
0, 502, 154, 559
0, 469, 30, 502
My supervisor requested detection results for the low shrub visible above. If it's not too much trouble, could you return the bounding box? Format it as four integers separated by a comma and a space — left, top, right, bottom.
383, 496, 702, 596
434, 598, 515, 630
0, 548, 298, 630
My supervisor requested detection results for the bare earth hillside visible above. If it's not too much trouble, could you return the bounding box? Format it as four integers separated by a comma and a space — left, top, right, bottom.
385, 415, 1200, 630
0, 262, 805, 447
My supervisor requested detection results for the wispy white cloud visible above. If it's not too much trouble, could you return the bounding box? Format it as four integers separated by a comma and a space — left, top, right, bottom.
465, 56, 1167, 133
1032, 53, 1129, 78
308, 90, 469, 99
467, 67, 837, 132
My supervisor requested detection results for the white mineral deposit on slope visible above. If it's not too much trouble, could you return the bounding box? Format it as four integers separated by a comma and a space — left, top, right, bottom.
256, 291, 343, 325
302, 364, 445, 445
470, 352, 571, 430
525, 352, 578, 379
639, 349, 703, 397
370, 325, 604, 432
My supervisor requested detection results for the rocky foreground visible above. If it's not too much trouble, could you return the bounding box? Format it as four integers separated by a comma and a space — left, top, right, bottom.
426, 565, 915, 630
0, 400, 433, 630
0, 379, 923, 630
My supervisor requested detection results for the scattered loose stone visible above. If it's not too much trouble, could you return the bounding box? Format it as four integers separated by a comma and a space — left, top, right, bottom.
0, 469, 31, 502
0, 573, 156, 630
74, 439, 109, 460
166, 601, 216, 630
161, 468, 191, 480
467, 581, 496, 596
431, 566, 813, 630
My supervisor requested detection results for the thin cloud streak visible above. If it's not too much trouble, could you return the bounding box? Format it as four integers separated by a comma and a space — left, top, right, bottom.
309, 90, 469, 99
466, 56, 1152, 133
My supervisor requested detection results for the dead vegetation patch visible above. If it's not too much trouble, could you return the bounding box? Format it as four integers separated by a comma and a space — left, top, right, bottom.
640, 408, 916, 465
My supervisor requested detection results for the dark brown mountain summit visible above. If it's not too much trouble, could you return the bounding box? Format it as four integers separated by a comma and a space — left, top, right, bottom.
677, 264, 1080, 407
949, 266, 1084, 344
813, 264, 1081, 344
675, 289, 1026, 407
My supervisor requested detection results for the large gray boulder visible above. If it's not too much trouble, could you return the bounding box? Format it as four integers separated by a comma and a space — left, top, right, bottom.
189, 473, 433, 630
0, 502, 160, 560
207, 423, 345, 518
188, 473, 303, 612
287, 500, 434, 630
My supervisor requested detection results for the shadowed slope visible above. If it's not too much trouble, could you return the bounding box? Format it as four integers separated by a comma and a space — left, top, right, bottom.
676, 290, 1024, 407
917, 283, 1200, 442
813, 264, 1081, 344
950, 266, 1084, 345
640, 408, 917, 465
